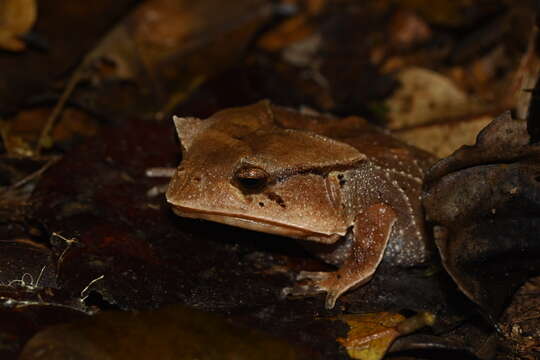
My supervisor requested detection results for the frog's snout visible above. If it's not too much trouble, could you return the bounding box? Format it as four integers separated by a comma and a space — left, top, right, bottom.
165, 167, 196, 204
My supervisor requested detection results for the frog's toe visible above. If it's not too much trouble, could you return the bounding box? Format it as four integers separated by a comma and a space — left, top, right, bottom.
282, 271, 340, 309
323, 290, 340, 309
280, 282, 325, 299
296, 271, 328, 281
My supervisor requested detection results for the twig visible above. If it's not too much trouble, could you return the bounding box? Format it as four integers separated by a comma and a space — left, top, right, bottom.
35, 57, 91, 154
80, 275, 105, 301
0, 155, 60, 195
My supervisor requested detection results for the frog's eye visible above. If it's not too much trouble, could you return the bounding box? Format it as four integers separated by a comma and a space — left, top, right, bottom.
234, 166, 269, 191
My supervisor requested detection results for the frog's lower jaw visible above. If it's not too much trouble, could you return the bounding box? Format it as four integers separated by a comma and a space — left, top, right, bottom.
171, 205, 342, 244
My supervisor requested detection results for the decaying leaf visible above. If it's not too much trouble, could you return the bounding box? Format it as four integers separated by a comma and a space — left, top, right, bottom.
82, 0, 273, 115
0, 0, 138, 115
0, 0, 37, 51
498, 276, 540, 360
0, 300, 87, 359
385, 67, 476, 129
34, 0, 273, 151
19, 305, 311, 360
3, 108, 99, 156
423, 111, 540, 320
337, 312, 435, 360
0, 236, 89, 359
338, 312, 404, 360
394, 115, 493, 157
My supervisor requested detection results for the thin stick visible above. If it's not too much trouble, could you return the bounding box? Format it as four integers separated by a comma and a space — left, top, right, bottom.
35, 58, 91, 154
0, 155, 60, 195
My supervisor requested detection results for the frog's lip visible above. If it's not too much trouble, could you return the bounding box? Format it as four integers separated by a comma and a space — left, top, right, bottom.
170, 205, 341, 244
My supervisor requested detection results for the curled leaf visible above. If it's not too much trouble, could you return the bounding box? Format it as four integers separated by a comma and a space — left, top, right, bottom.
423, 112, 540, 320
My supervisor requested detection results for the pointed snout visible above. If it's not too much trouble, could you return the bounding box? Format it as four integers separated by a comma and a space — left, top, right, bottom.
165, 167, 192, 205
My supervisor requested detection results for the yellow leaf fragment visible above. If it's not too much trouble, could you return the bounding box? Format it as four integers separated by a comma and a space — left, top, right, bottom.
0, 0, 37, 51
337, 312, 405, 360
337, 312, 437, 360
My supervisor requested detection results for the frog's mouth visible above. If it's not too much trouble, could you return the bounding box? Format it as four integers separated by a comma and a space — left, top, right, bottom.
171, 205, 341, 244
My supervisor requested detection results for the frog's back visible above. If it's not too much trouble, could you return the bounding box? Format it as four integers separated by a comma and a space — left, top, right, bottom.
271, 104, 436, 176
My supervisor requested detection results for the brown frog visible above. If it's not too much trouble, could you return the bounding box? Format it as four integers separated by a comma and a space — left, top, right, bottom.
166, 101, 435, 309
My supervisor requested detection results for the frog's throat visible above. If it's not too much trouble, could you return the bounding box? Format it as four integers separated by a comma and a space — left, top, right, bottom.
171, 205, 342, 244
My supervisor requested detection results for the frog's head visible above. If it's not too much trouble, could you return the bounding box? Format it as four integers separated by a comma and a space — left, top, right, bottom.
166, 101, 366, 243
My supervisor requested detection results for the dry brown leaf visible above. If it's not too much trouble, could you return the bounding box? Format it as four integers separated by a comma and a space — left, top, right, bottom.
3, 108, 98, 156
257, 15, 316, 52
385, 67, 476, 129
394, 115, 493, 157
0, 0, 37, 51
34, 0, 272, 152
